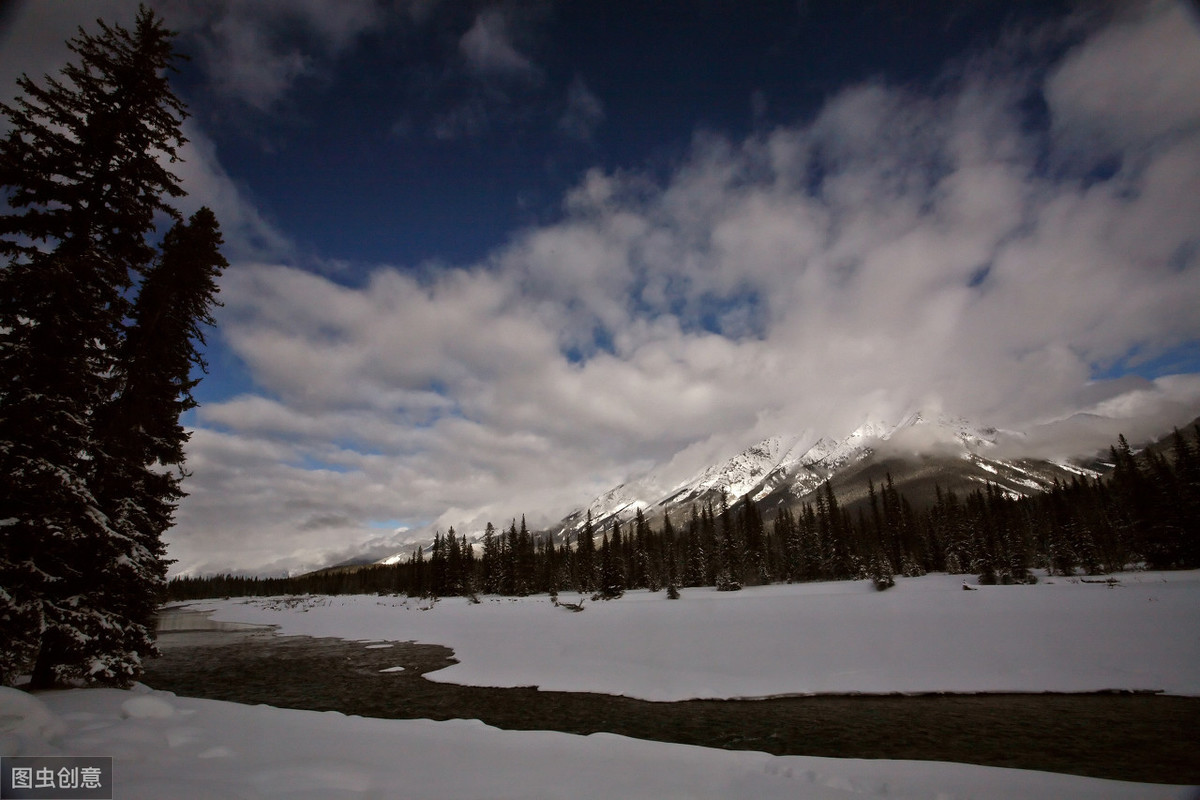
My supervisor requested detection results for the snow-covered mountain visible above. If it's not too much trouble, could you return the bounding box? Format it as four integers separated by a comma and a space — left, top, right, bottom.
367, 410, 1104, 565
542, 411, 1099, 543
772, 412, 1016, 493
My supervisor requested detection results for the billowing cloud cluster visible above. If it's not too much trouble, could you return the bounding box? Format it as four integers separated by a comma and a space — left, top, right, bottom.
165, 1, 1200, 574
4, 2, 1199, 574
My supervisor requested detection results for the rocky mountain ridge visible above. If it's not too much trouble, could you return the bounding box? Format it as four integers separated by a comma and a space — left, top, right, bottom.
542, 411, 1099, 543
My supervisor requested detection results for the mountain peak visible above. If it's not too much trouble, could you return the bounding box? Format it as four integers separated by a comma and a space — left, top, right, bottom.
373, 408, 1109, 565
336, 408, 1111, 570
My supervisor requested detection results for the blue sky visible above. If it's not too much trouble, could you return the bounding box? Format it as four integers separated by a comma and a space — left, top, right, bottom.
171, 1, 1075, 273
3, 1, 1199, 575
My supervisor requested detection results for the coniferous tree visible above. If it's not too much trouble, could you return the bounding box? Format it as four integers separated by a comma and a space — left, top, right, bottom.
1043, 483, 1076, 576
818, 481, 854, 578
598, 532, 611, 596
681, 505, 703, 586
86, 207, 225, 664
739, 494, 769, 585
1172, 427, 1200, 566
428, 532, 446, 596
1144, 446, 1188, 567
940, 488, 971, 574
799, 502, 821, 579
662, 511, 681, 596
774, 506, 800, 582
576, 511, 597, 592
714, 492, 742, 591
632, 508, 650, 589
600, 520, 626, 597
659, 510, 678, 592
898, 496, 926, 576
0, 6, 197, 688
461, 534, 477, 595
480, 522, 500, 594
165, 425, 1200, 604
868, 550, 895, 590
539, 533, 558, 595
501, 521, 518, 595
446, 527, 464, 593
515, 515, 534, 595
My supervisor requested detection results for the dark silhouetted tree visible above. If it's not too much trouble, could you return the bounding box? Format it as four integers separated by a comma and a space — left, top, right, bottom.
0, 6, 203, 688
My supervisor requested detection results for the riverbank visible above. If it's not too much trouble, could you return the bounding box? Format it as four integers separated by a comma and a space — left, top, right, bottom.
144, 609, 1200, 785
13, 685, 1186, 800
198, 571, 1200, 699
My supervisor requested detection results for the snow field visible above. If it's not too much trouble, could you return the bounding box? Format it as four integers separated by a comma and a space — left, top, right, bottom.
203, 570, 1200, 701
4, 571, 1197, 798
2, 686, 1193, 800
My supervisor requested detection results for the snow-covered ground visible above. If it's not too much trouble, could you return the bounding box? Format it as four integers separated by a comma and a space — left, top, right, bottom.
3, 570, 1198, 799
3, 685, 1194, 799
203, 570, 1200, 700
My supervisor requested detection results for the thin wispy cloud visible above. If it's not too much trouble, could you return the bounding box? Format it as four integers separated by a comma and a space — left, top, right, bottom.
459, 8, 540, 82
156, 0, 390, 110
558, 76, 605, 141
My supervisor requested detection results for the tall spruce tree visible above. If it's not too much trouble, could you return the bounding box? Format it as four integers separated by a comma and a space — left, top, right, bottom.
714, 491, 742, 591
601, 520, 626, 597
90, 207, 225, 660
0, 7, 217, 687
576, 510, 596, 592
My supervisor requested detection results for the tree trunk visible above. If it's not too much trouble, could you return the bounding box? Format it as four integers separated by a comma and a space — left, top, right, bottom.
29, 634, 60, 690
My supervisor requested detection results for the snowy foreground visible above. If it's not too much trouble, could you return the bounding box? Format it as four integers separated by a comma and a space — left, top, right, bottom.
203, 570, 1200, 700
3, 571, 1198, 799
2, 684, 1194, 800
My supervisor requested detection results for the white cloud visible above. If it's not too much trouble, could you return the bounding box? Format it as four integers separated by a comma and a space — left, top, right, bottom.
427, 5, 548, 140
431, 97, 491, 141
458, 8, 539, 81
6, 1, 1199, 574
0, 3, 323, 262
0, 0, 134, 113
171, 123, 294, 261
0, 1, 392, 112
558, 76, 605, 141
198, 16, 310, 111
1045, 0, 1200, 155
173, 0, 1200, 570
154, 0, 390, 110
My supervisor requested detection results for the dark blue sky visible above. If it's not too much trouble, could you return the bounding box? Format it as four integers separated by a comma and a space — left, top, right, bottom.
174, 0, 1072, 274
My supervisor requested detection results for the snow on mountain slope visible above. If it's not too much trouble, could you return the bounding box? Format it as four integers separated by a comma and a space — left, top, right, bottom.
656, 434, 808, 508
548, 410, 1076, 540
550, 433, 817, 539
555, 477, 662, 535
375, 410, 1096, 563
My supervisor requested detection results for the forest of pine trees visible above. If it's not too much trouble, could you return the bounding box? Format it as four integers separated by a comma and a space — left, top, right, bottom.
169, 424, 1200, 602
0, 7, 226, 687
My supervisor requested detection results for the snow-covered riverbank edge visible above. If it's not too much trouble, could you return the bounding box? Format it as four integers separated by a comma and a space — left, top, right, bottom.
5, 570, 1197, 798
200, 570, 1200, 701
3, 685, 1194, 800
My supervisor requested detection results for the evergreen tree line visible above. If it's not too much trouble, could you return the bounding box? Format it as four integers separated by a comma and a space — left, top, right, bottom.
1, 8, 225, 687
168, 425, 1200, 602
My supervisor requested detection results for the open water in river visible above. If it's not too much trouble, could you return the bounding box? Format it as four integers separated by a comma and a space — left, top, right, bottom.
142, 608, 1200, 786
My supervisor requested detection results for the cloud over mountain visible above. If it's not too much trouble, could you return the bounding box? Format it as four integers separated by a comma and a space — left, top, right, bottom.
162, 2, 1200, 574
5, 1, 1196, 575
